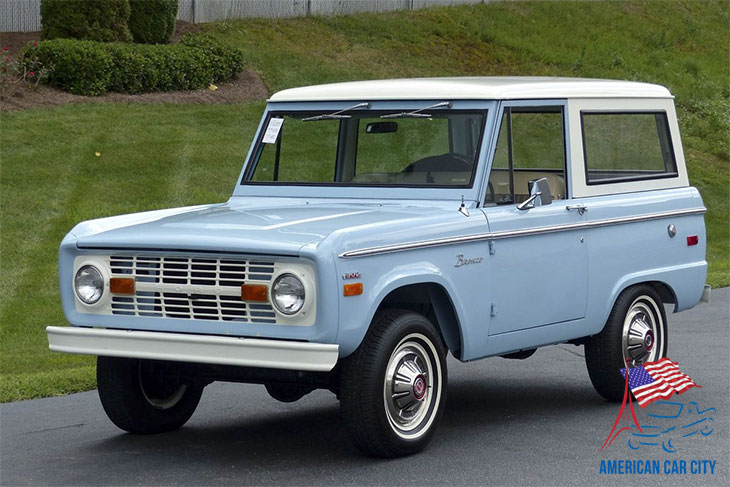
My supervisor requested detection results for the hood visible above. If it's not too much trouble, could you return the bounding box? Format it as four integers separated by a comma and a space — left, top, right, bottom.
71, 198, 483, 256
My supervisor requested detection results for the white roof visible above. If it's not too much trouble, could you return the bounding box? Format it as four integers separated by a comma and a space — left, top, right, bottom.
269, 77, 672, 102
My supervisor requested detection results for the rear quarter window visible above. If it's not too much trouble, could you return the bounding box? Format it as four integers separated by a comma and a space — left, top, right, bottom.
581, 112, 677, 185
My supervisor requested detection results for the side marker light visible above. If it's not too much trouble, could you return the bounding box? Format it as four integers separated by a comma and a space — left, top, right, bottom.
343, 283, 363, 297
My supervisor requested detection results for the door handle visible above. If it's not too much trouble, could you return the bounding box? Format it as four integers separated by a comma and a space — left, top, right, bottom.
565, 204, 588, 215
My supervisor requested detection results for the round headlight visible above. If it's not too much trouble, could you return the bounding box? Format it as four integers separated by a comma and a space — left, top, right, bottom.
75, 265, 104, 304
272, 273, 305, 315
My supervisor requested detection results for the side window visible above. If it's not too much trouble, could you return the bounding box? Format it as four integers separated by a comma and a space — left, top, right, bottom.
582, 112, 677, 184
486, 107, 567, 205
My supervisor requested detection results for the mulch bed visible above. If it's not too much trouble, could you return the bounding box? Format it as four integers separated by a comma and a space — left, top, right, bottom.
0, 21, 268, 112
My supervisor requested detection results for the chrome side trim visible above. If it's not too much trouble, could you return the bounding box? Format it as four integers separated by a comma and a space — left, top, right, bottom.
47, 326, 339, 372
339, 207, 707, 259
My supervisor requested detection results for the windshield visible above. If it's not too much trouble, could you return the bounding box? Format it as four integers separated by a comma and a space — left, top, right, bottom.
243, 109, 486, 187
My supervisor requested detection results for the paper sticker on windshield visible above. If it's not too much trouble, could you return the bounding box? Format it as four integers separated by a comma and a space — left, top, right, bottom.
262, 117, 284, 144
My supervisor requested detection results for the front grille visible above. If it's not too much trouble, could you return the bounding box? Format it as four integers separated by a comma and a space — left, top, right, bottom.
109, 255, 276, 323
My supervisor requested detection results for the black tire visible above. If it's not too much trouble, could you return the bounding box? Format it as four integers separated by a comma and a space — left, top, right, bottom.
265, 383, 312, 403
97, 356, 204, 434
585, 285, 668, 401
339, 309, 448, 457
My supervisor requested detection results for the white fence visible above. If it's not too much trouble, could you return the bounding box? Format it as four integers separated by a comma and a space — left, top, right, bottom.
1, 0, 492, 32
1, 0, 41, 32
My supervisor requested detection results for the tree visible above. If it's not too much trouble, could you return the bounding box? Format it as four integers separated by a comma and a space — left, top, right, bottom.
40, 0, 133, 43
128, 0, 178, 44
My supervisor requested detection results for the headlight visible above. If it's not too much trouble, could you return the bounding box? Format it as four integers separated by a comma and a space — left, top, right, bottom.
272, 273, 305, 315
75, 265, 104, 304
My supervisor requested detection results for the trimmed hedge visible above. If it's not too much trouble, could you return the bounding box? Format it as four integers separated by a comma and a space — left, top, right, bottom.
128, 0, 178, 44
21, 35, 243, 96
40, 0, 133, 43
181, 34, 243, 82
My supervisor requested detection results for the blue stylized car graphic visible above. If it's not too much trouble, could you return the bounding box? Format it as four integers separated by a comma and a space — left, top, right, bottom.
628, 401, 715, 453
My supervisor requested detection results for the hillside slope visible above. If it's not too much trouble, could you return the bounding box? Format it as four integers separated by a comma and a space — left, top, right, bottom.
205, 0, 728, 285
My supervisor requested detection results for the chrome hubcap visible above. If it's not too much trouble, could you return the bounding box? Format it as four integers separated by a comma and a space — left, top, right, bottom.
644, 330, 655, 351
622, 297, 662, 367
413, 374, 427, 400
383, 333, 441, 439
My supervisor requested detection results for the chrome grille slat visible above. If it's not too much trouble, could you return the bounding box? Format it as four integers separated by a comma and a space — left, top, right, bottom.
109, 255, 276, 323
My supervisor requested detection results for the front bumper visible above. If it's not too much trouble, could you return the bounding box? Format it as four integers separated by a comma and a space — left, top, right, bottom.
46, 326, 339, 372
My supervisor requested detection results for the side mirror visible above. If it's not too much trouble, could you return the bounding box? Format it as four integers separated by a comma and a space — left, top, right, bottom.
365, 121, 398, 134
517, 177, 553, 211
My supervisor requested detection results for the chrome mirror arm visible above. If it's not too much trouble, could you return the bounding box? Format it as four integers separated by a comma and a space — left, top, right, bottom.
517, 192, 540, 211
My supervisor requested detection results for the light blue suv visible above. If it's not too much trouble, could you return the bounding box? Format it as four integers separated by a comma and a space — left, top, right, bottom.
47, 77, 709, 457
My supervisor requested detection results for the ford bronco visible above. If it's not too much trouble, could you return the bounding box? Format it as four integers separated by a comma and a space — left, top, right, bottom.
47, 77, 709, 457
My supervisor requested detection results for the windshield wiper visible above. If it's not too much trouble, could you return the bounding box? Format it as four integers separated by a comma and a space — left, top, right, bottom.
380, 101, 452, 119
302, 102, 371, 122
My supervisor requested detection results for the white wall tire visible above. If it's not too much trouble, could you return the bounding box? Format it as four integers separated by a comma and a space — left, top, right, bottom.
339, 310, 447, 457
585, 285, 668, 401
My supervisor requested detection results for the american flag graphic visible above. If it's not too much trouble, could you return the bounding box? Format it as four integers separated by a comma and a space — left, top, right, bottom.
620, 358, 700, 408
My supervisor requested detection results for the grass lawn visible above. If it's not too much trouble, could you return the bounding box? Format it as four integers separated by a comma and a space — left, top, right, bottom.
1, 0, 728, 402
1, 103, 264, 401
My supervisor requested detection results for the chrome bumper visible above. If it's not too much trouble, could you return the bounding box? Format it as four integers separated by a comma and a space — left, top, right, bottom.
46, 326, 339, 372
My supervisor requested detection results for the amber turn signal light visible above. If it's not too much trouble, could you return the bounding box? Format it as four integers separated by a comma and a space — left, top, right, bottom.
241, 284, 268, 302
343, 283, 363, 297
110, 277, 135, 295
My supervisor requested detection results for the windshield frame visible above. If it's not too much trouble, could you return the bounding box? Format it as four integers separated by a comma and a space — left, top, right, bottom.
233, 100, 498, 202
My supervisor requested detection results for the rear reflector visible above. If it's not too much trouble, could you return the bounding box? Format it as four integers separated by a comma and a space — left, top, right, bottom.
110, 277, 135, 295
241, 284, 268, 302
687, 235, 699, 246
343, 283, 363, 297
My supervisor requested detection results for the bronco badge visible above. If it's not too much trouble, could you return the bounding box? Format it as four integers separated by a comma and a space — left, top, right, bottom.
455, 254, 484, 267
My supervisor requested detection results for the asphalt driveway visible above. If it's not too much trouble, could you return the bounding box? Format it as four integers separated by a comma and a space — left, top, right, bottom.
2, 288, 728, 486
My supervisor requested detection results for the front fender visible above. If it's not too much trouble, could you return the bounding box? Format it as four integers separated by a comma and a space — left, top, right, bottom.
334, 260, 469, 357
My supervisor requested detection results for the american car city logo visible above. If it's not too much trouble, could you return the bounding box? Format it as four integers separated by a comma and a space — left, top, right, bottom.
598, 358, 717, 476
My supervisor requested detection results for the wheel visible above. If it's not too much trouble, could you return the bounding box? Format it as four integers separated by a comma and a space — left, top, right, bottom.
265, 383, 312, 403
97, 356, 204, 434
584, 285, 667, 401
339, 309, 447, 457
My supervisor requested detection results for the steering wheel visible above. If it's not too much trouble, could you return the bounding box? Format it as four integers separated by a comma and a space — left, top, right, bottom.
401, 152, 474, 174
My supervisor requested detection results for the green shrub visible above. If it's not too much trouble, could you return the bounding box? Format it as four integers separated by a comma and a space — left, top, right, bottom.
182, 34, 244, 81
40, 0, 133, 43
21, 39, 112, 95
105, 43, 215, 93
128, 0, 178, 44
22, 35, 244, 96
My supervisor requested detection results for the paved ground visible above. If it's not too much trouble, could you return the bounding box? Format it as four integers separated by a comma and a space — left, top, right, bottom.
2, 289, 728, 486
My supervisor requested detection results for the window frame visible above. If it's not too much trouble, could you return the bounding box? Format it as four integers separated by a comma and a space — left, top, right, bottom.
580, 110, 679, 186
484, 104, 569, 206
